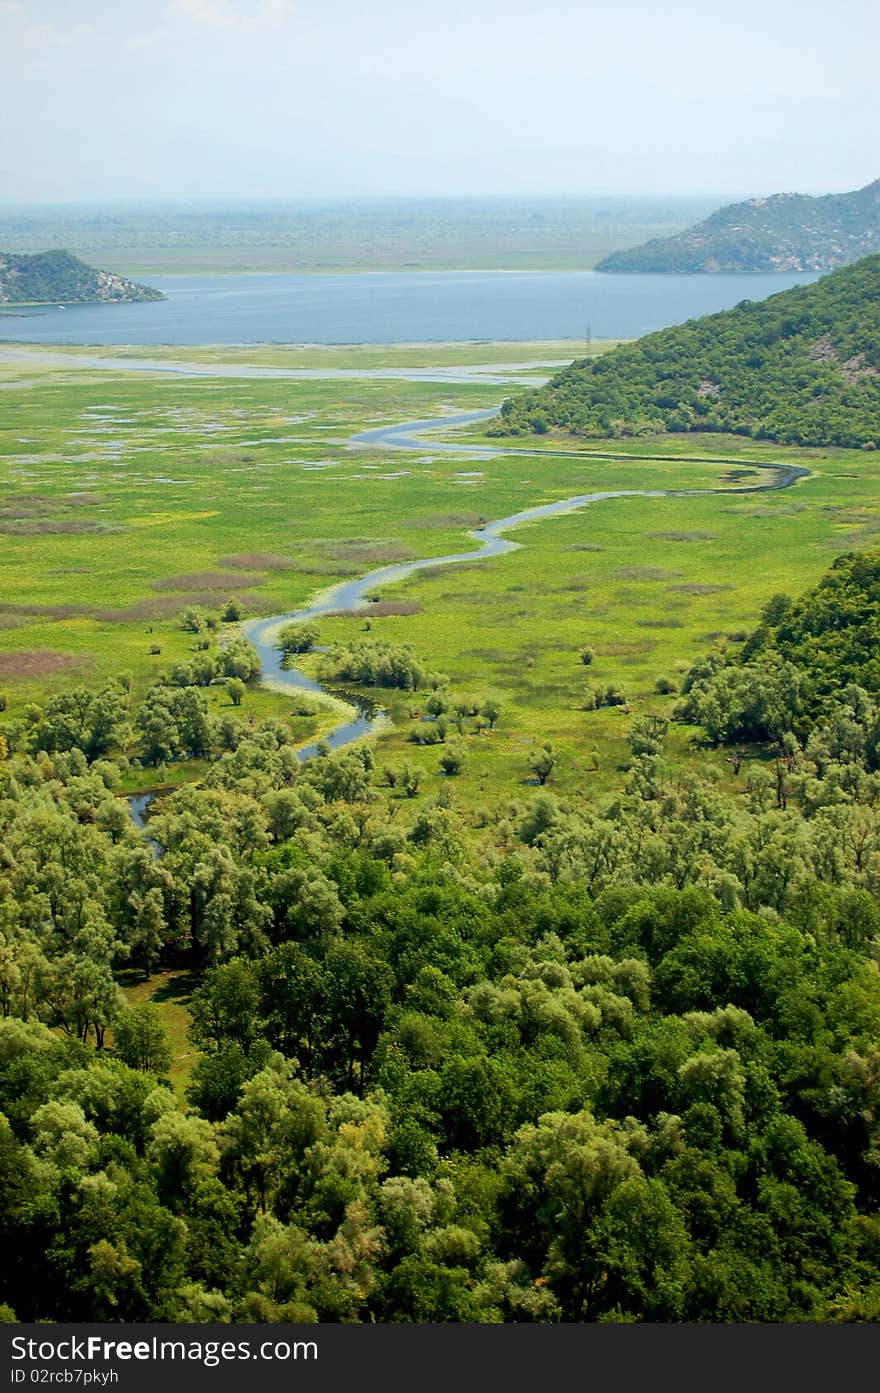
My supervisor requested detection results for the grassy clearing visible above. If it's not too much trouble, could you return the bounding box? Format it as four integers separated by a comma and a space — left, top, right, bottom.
1, 342, 878, 812
118, 970, 199, 1098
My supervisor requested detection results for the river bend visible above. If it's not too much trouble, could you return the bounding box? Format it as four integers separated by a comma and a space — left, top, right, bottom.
241, 409, 809, 756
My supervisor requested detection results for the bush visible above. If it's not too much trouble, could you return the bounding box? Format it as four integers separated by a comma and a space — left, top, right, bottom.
439, 743, 466, 776
278, 621, 319, 655
180, 607, 207, 634
323, 640, 427, 691
217, 638, 261, 681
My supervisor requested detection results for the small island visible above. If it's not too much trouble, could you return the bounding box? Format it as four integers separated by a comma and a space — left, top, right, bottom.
596, 176, 880, 274
0, 248, 164, 305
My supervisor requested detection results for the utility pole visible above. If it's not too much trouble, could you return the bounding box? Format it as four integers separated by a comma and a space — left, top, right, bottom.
585, 321, 592, 354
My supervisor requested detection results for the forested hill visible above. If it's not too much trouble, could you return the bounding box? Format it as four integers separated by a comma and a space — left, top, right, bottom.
596, 177, 880, 273
493, 255, 880, 448
0, 249, 163, 304
678, 548, 880, 746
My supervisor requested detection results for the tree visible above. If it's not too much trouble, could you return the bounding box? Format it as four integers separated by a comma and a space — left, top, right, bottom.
223, 1063, 325, 1213
585, 1176, 691, 1319
322, 640, 427, 691
528, 742, 556, 785
189, 960, 260, 1053
259, 943, 328, 1072
323, 941, 394, 1092
627, 715, 668, 759
265, 789, 312, 843
114, 1004, 172, 1076
438, 1055, 517, 1150
227, 678, 246, 707
129, 888, 166, 979
31, 1099, 99, 1169
271, 865, 345, 942
137, 685, 212, 765
147, 1110, 219, 1206
500, 1110, 644, 1317
23, 683, 129, 763
45, 923, 123, 1049
480, 698, 501, 729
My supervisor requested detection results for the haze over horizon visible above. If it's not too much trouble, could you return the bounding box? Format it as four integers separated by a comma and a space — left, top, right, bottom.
1, 0, 878, 205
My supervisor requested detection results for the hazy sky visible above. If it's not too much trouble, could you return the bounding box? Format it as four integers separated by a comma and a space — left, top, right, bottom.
1, 0, 878, 203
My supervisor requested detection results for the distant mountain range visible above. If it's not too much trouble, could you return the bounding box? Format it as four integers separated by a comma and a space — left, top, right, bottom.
493, 254, 880, 449
596, 179, 880, 274
0, 249, 164, 305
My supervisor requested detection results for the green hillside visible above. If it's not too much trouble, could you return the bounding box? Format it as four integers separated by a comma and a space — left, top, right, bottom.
494, 256, 880, 448
597, 177, 880, 274
0, 248, 163, 304
679, 548, 880, 745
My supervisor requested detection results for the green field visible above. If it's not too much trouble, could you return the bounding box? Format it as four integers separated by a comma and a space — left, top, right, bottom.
1, 339, 877, 809
0, 198, 715, 275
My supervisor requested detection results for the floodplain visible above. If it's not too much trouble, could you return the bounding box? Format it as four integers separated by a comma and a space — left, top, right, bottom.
1, 337, 877, 814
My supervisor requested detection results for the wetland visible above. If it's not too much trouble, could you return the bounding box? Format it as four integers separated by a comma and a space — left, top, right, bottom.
4, 332, 880, 1324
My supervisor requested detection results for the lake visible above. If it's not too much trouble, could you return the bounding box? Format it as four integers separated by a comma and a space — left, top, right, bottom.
0, 270, 821, 347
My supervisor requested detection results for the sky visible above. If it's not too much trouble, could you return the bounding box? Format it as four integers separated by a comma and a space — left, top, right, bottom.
1, 0, 878, 203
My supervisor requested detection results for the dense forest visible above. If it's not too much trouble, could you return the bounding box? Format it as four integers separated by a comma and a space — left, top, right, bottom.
3, 551, 880, 1322
597, 177, 880, 274
493, 256, 880, 447
0, 249, 163, 304
678, 549, 880, 745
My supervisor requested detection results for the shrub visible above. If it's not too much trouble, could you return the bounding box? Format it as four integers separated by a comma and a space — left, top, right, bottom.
278, 621, 319, 655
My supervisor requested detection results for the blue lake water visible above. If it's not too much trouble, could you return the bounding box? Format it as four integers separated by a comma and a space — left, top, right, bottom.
0, 269, 821, 346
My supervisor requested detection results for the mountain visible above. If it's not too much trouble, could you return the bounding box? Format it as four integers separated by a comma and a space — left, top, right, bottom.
0, 249, 164, 304
492, 255, 880, 448
595, 179, 880, 274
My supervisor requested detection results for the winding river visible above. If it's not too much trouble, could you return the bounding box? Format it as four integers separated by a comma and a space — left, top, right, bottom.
240, 408, 810, 758
128, 404, 809, 825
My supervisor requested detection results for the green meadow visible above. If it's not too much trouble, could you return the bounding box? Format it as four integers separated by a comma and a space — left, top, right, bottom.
1, 340, 878, 809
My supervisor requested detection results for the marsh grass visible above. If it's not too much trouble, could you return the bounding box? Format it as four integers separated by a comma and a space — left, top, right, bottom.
1, 345, 879, 810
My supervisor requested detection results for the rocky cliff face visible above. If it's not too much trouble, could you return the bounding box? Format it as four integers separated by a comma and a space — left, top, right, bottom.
0, 249, 164, 303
